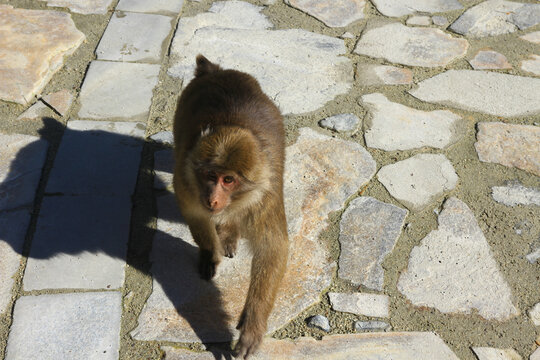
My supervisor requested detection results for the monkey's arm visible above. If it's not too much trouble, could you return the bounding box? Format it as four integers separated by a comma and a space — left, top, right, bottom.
184, 214, 223, 280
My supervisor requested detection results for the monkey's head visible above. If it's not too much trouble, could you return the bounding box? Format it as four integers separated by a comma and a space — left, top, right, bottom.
190, 126, 267, 214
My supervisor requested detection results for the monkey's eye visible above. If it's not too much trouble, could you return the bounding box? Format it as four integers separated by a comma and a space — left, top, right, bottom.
223, 176, 234, 184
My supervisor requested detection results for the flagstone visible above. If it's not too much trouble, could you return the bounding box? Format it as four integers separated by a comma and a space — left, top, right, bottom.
41, 90, 74, 116
329, 292, 390, 318
116, 0, 185, 14
284, 0, 366, 28
356, 64, 413, 85
472, 347, 522, 360
521, 55, 540, 76
521, 31, 540, 44
40, 0, 114, 14
15, 101, 52, 121
370, 0, 462, 17
318, 113, 359, 132
469, 50, 512, 70
492, 182, 540, 207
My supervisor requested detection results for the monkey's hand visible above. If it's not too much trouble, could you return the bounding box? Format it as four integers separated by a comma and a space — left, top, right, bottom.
198, 249, 219, 280
234, 313, 264, 359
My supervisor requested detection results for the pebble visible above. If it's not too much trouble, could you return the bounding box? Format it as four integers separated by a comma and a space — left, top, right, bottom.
284, 0, 366, 28
319, 113, 359, 132
307, 315, 330, 332
354, 320, 391, 332
469, 50, 512, 70
328, 292, 390, 318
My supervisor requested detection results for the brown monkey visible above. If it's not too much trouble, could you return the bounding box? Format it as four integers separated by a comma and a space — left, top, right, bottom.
172, 55, 289, 358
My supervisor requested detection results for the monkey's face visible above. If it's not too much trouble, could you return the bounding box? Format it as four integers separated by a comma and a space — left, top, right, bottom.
198, 168, 240, 213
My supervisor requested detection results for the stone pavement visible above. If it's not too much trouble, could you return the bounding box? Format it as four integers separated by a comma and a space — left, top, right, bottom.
0, 0, 539, 359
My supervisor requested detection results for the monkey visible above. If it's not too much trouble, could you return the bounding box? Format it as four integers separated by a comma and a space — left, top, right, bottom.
172, 55, 289, 358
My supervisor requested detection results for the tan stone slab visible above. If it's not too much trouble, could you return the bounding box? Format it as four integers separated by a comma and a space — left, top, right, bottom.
469, 50, 512, 70
521, 31, 540, 44
162, 332, 459, 359
475, 122, 540, 176
41, 90, 74, 116
522, 55, 540, 76
284, 0, 366, 28
0, 6, 85, 104
40, 0, 114, 14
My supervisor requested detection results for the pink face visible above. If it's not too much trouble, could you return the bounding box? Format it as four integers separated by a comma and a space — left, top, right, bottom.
201, 171, 239, 212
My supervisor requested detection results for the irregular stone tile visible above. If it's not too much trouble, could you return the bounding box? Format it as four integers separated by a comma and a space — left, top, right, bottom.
307, 315, 330, 332
131, 128, 376, 342
96, 12, 173, 62
371, 0, 462, 17
469, 50, 512, 70
407, 16, 431, 26
154, 149, 174, 190
78, 61, 160, 121
0, 5, 85, 104
23, 195, 131, 290
529, 303, 540, 326
341, 31, 354, 39
522, 55, 540, 76
475, 122, 540, 176
377, 154, 458, 211
338, 196, 407, 290
46, 121, 145, 196
492, 182, 540, 206
284, 0, 366, 27
5, 292, 121, 359
116, 0, 185, 13
521, 31, 540, 44
409, 70, 540, 117
450, 0, 540, 38
41, 90, 74, 116
329, 292, 389, 318
150, 131, 174, 145
319, 113, 359, 132
354, 23, 468, 67
362, 93, 463, 151
531, 348, 540, 360
40, 0, 114, 14
355, 320, 391, 332
0, 134, 48, 211
432, 16, 448, 26
0, 210, 29, 314
16, 101, 52, 121
398, 197, 519, 320
168, 1, 353, 115
472, 347, 522, 360
357, 64, 413, 85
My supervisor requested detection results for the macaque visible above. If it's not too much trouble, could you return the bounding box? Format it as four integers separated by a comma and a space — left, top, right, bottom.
173, 55, 289, 358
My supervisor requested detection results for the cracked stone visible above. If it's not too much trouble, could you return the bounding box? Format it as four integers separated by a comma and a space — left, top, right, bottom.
168, 1, 353, 115
522, 54, 540, 76
398, 197, 519, 320
492, 182, 540, 207
41, 90, 74, 116
410, 70, 540, 117
284, 0, 366, 27
475, 122, 540, 176
329, 292, 389, 318
371, 0, 462, 17
362, 93, 463, 151
469, 50, 512, 70
357, 64, 413, 85
338, 196, 407, 290
0, 5, 85, 104
355, 23, 468, 67
318, 113, 359, 132
39, 0, 114, 14
472, 347, 522, 360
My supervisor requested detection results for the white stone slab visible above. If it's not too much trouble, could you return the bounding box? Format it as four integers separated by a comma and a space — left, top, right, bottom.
355, 23, 468, 67
410, 70, 540, 117
529, 302, 540, 326
475, 122, 540, 176
398, 197, 519, 320
319, 113, 359, 132
338, 196, 407, 290
492, 182, 540, 206
472, 347, 522, 360
432, 16, 448, 26
362, 93, 462, 151
116, 0, 184, 13
5, 292, 121, 359
0, 133, 48, 211
377, 154, 458, 211
168, 1, 353, 115
284, 0, 366, 27
0, 210, 29, 314
23, 195, 131, 290
46, 121, 145, 196
357, 64, 413, 85
163, 332, 459, 359
40, 0, 114, 14
521, 31, 540, 44
531, 348, 540, 360
78, 61, 160, 121
371, 0, 462, 17
469, 50, 512, 70
407, 16, 431, 26
450, 0, 540, 38
96, 12, 173, 62
329, 292, 389, 318
522, 54, 540, 76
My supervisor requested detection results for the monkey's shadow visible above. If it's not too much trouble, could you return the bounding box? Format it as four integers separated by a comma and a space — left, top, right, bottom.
0, 118, 233, 359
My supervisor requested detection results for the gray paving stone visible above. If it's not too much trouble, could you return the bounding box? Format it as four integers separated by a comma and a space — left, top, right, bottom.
162, 332, 459, 359
319, 113, 359, 132
432, 16, 449, 26
16, 101, 53, 121
475, 122, 540, 176
450, 0, 540, 38
469, 50, 512, 70
96, 12, 173, 62
522, 54, 540, 76
356, 64, 413, 85
0, 133, 48, 211
78, 61, 160, 121
307, 315, 330, 332
168, 1, 353, 115
41, 90, 74, 116
5, 292, 121, 359
338, 196, 407, 290
472, 347, 522, 360
23, 195, 131, 290
377, 154, 458, 211
371, 0, 462, 17
40, 0, 114, 14
355, 23, 468, 67
529, 302, 540, 326
150, 130, 174, 145
116, 0, 184, 13
0, 5, 85, 104
46, 121, 145, 196
132, 128, 375, 342
362, 93, 463, 151
154, 149, 174, 190
0, 210, 29, 314
492, 182, 540, 207
329, 292, 389, 318
521, 31, 540, 44
398, 197, 519, 320
410, 70, 540, 117
355, 320, 391, 332
284, 0, 366, 27
407, 16, 431, 26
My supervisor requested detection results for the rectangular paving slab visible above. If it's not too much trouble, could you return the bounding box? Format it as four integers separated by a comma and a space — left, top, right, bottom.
5, 292, 121, 359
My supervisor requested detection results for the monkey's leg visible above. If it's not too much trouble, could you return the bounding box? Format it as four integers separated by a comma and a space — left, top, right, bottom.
216, 222, 240, 258
185, 215, 223, 280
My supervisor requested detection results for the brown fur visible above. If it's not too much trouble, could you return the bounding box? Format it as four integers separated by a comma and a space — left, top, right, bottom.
173, 55, 288, 358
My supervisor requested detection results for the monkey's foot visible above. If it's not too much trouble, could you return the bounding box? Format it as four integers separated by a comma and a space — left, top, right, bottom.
234, 313, 264, 359
198, 249, 218, 280
223, 241, 238, 258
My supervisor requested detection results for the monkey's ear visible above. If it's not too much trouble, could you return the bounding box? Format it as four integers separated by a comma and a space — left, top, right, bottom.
195, 55, 221, 77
